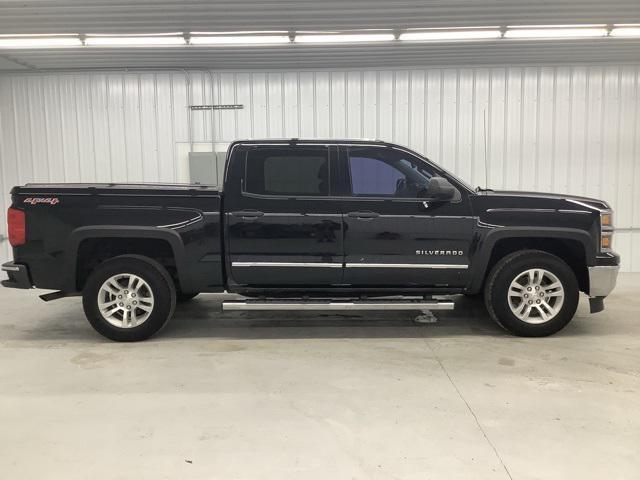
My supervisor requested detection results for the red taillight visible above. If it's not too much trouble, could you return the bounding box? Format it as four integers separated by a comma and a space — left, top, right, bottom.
8, 208, 26, 247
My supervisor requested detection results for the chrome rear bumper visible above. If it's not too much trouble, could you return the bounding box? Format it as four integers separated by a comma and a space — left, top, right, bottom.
1, 261, 32, 289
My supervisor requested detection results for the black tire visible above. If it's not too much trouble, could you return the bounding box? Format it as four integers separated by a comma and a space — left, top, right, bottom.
177, 292, 199, 303
484, 250, 579, 337
82, 255, 176, 341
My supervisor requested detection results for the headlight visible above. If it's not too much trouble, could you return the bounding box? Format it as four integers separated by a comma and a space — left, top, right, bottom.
600, 211, 614, 252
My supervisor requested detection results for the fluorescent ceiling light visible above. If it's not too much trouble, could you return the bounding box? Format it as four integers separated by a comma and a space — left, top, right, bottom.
0, 33, 77, 37
506, 24, 606, 28
504, 28, 608, 39
295, 33, 395, 43
190, 35, 290, 45
190, 30, 288, 35
610, 27, 640, 37
85, 35, 186, 46
0, 37, 82, 48
400, 30, 501, 41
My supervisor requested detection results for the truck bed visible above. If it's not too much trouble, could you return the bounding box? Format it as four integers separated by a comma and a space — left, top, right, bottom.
10, 182, 224, 293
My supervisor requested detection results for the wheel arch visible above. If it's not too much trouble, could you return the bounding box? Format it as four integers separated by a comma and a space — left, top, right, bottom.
469, 228, 594, 294
66, 226, 189, 292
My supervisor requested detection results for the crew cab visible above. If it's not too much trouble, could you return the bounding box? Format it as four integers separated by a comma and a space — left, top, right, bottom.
2, 139, 620, 341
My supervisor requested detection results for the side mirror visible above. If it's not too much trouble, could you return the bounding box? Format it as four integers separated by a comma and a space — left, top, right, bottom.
421, 176, 457, 202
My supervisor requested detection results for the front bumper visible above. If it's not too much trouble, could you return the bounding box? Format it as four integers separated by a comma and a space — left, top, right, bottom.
1, 262, 32, 289
588, 265, 620, 297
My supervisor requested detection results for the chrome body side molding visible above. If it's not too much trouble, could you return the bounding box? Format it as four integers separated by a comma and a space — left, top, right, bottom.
346, 263, 468, 269
232, 262, 342, 268
232, 262, 469, 270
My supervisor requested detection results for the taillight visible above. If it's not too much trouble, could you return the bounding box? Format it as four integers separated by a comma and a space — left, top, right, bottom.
8, 208, 26, 247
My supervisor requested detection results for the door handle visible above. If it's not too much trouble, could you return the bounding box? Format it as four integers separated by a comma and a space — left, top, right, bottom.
347, 211, 380, 219
230, 210, 265, 218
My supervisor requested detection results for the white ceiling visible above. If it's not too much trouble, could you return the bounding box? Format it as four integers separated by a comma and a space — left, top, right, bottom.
1, 0, 640, 71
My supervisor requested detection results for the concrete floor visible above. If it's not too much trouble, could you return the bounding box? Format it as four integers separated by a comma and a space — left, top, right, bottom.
0, 275, 639, 480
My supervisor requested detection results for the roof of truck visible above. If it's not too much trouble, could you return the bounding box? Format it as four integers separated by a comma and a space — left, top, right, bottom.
230, 138, 390, 146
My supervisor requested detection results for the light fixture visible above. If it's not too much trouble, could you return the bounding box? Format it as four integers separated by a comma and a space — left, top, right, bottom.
610, 27, 640, 37
1, 25, 635, 50
190, 35, 290, 45
504, 27, 608, 39
0, 37, 82, 48
85, 35, 186, 46
399, 29, 502, 41
295, 33, 395, 43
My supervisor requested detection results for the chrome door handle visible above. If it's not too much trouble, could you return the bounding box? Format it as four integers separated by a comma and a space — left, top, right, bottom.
230, 210, 264, 218
347, 211, 380, 219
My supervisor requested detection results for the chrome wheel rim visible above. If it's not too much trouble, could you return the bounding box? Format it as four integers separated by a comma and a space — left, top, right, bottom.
97, 274, 154, 328
508, 268, 564, 324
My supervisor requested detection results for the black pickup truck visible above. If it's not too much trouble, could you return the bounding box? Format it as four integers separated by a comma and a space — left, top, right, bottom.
2, 139, 619, 341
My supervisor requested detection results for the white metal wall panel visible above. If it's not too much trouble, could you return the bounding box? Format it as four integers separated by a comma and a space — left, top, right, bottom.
0, 65, 639, 271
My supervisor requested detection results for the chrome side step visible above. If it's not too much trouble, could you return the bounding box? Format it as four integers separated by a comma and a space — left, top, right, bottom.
222, 299, 454, 311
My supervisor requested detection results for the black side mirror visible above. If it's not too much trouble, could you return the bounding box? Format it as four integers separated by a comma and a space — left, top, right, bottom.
422, 176, 457, 202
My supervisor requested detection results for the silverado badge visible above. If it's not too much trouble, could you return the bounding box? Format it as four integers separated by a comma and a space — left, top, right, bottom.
416, 249, 464, 256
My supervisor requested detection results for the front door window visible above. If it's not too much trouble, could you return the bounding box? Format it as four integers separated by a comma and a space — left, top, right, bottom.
347, 147, 435, 198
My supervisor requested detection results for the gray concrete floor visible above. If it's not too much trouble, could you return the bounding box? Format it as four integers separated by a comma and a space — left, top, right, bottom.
0, 275, 639, 480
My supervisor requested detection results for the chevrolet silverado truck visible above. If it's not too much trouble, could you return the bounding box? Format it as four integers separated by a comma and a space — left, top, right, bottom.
2, 139, 620, 341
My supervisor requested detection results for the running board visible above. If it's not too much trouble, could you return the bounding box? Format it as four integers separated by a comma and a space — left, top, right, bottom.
222, 299, 455, 311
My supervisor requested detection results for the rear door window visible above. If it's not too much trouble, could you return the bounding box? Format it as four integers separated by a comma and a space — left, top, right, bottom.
244, 146, 329, 196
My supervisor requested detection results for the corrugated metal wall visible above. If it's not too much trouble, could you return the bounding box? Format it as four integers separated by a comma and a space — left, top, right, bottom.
1, 66, 639, 270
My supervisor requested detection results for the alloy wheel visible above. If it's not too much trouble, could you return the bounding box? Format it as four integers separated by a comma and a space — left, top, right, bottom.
97, 273, 155, 328
507, 268, 565, 324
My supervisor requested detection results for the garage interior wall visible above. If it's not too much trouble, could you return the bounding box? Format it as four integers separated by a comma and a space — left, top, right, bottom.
1, 65, 639, 270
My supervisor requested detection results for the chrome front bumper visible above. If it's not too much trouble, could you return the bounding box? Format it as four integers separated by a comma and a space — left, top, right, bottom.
588, 265, 620, 297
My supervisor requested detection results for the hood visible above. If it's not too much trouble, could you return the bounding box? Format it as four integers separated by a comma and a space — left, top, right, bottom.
478, 190, 610, 211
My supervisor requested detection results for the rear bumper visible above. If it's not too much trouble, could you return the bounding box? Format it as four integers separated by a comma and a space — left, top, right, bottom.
1, 262, 32, 289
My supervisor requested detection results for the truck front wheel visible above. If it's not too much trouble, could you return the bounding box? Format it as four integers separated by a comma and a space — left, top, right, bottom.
82, 255, 176, 341
484, 250, 579, 337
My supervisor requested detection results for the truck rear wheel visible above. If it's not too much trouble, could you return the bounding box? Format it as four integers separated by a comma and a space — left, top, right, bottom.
82, 255, 176, 341
484, 250, 579, 337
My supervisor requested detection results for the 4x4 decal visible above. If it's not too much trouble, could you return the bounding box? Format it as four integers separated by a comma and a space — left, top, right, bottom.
23, 197, 60, 206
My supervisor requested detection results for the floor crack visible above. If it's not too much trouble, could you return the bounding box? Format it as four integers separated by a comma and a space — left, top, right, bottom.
425, 339, 514, 480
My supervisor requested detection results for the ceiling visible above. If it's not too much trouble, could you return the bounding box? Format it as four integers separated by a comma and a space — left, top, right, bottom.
1, 0, 640, 71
